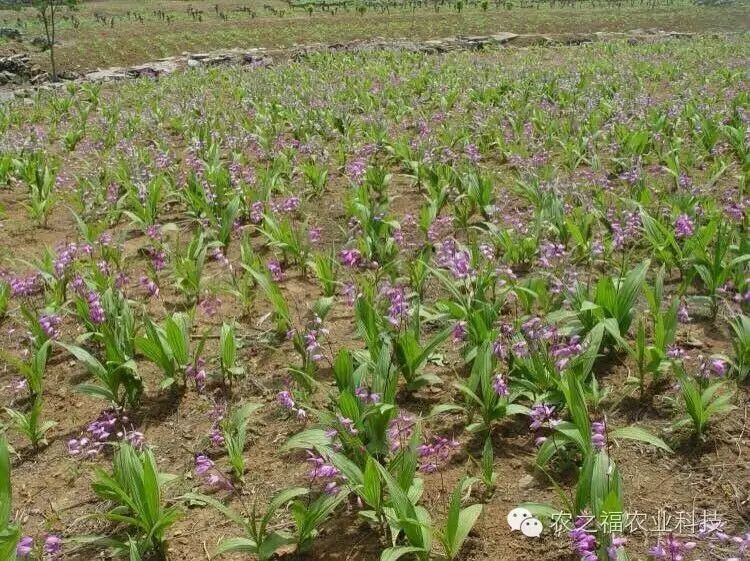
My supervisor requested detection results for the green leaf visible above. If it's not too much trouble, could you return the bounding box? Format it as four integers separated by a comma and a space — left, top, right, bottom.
362, 456, 382, 510
609, 426, 672, 453
380, 546, 425, 561
282, 429, 331, 451
58, 342, 107, 379
214, 537, 258, 556
0, 435, 13, 527
165, 314, 190, 365
452, 504, 482, 558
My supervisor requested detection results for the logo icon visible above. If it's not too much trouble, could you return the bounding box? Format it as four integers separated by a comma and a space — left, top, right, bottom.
507, 507, 543, 538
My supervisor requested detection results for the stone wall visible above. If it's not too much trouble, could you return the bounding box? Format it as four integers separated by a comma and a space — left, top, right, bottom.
1, 28, 704, 98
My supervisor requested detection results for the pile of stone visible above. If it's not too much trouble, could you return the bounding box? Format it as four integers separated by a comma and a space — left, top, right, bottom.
0, 53, 46, 85
0, 27, 22, 41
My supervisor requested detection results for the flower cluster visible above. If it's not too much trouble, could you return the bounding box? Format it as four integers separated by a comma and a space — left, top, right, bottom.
195, 454, 233, 491
382, 283, 409, 327
87, 290, 106, 325
307, 451, 342, 494
435, 239, 473, 280
529, 403, 560, 446
9, 273, 41, 297
186, 357, 207, 392
355, 386, 381, 404
39, 313, 62, 340
417, 435, 460, 473
276, 389, 307, 419
387, 412, 415, 452
608, 209, 641, 250
538, 240, 566, 269
569, 516, 598, 561
492, 374, 509, 396
340, 248, 362, 268
270, 196, 300, 214
649, 535, 697, 560
267, 259, 284, 282
208, 401, 226, 448
698, 355, 728, 379
68, 409, 144, 458
591, 419, 607, 451
674, 213, 695, 238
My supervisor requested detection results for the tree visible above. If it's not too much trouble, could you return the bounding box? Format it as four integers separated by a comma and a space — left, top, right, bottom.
33, 0, 75, 82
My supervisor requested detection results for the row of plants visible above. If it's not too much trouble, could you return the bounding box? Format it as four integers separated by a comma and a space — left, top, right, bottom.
0, 36, 747, 560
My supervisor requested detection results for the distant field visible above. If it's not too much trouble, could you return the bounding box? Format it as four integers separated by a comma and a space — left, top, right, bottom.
0, 0, 749, 73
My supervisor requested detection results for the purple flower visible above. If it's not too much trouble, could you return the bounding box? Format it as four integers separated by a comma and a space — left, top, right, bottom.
304, 329, 325, 362
339, 248, 362, 268
212, 248, 231, 269
385, 285, 409, 327
186, 358, 207, 392
342, 282, 358, 306
678, 300, 690, 323
307, 451, 340, 480
550, 335, 583, 370
465, 143, 480, 162
725, 202, 745, 222
417, 435, 460, 473
592, 420, 607, 451
267, 260, 284, 282
699, 355, 728, 379
68, 408, 139, 458
9, 274, 41, 297
649, 534, 697, 560
439, 242, 473, 280
87, 291, 106, 325
539, 241, 566, 269
511, 339, 529, 358
308, 227, 322, 244
195, 454, 213, 475
569, 516, 597, 561
209, 428, 224, 448
44, 534, 63, 558
492, 337, 506, 359
529, 403, 560, 446
387, 412, 415, 452
492, 374, 509, 397
337, 416, 358, 435
39, 313, 62, 339
607, 536, 627, 560
667, 345, 686, 360
452, 321, 467, 343
140, 275, 159, 297
674, 214, 695, 238
277, 390, 295, 409
16, 536, 33, 558
345, 158, 367, 182
709, 358, 728, 377
249, 201, 264, 224
195, 453, 232, 490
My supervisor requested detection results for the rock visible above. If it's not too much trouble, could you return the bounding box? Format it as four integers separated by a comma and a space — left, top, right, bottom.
0, 71, 18, 85
187, 58, 201, 68
29, 72, 48, 84
84, 68, 128, 82
0, 54, 42, 85
31, 36, 53, 49
512, 34, 552, 47
518, 474, 537, 489
0, 27, 21, 41
491, 32, 519, 44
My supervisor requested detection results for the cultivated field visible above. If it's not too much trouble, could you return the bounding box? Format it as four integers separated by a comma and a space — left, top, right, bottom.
0, 0, 749, 72
0, 4, 749, 561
